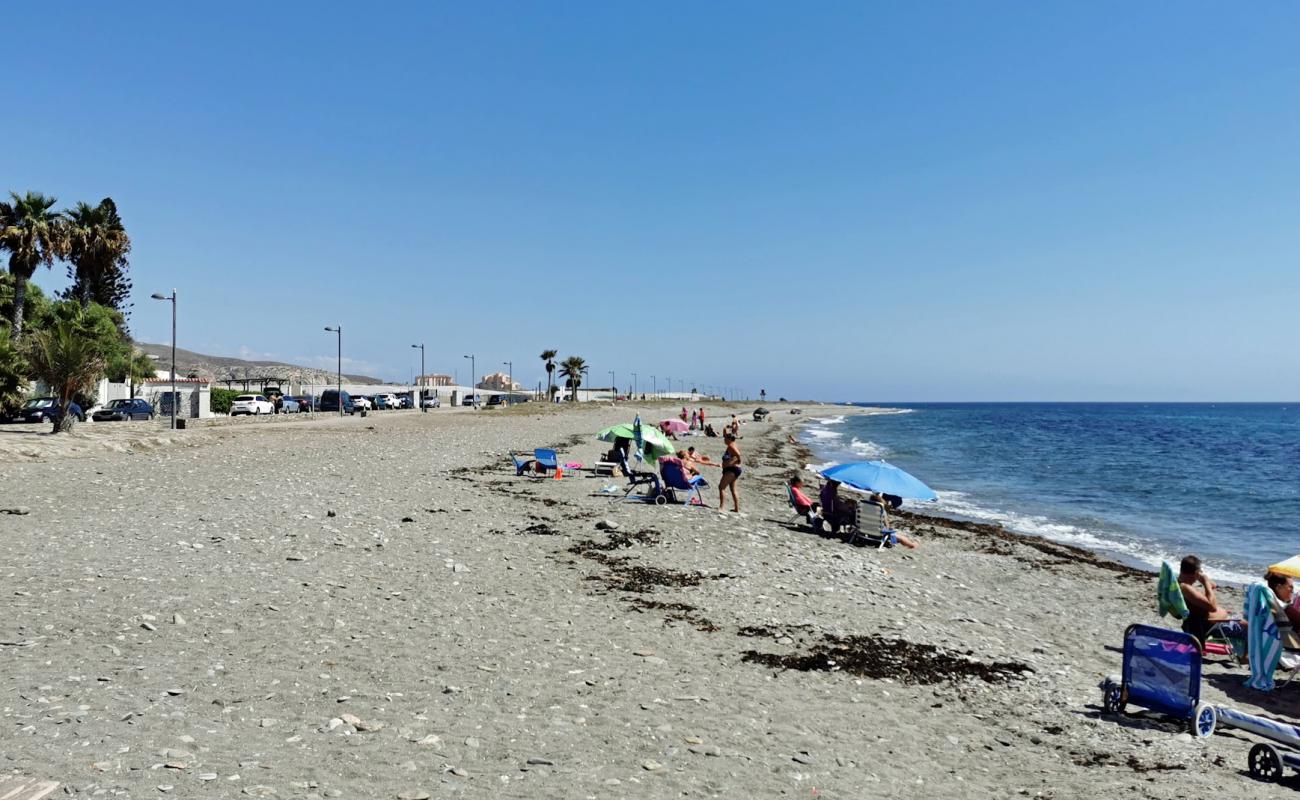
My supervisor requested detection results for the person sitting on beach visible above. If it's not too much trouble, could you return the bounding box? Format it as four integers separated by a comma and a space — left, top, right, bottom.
789, 476, 820, 517
864, 492, 918, 549
1266, 572, 1300, 650
704, 424, 718, 438
1178, 555, 1248, 644
819, 479, 856, 530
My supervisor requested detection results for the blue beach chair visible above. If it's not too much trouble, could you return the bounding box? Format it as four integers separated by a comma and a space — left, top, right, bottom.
1100, 623, 1217, 738
658, 458, 708, 507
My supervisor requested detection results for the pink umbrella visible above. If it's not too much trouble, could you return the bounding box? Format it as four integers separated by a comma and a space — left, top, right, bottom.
660, 418, 689, 434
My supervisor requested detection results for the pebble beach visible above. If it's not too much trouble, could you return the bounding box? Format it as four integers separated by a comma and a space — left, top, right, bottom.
0, 403, 1290, 798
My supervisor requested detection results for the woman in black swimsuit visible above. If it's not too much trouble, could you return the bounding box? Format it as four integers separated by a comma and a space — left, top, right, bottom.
718, 433, 742, 512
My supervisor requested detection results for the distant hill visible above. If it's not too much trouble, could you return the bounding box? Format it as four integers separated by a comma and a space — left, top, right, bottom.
136, 343, 383, 385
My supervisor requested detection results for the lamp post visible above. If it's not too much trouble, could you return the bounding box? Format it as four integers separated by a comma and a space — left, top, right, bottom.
463, 354, 476, 408
324, 326, 342, 415
503, 361, 513, 405
609, 370, 615, 402
631, 372, 637, 398
150, 290, 177, 429
665, 376, 670, 401
412, 343, 425, 411
582, 366, 590, 402
650, 375, 656, 399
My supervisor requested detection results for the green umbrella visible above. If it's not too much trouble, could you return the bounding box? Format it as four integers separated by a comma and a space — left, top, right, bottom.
597, 422, 675, 462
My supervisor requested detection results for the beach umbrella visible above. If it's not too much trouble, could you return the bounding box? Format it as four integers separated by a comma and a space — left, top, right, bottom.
598, 422, 674, 461
819, 460, 938, 501
1269, 556, 1300, 578
660, 418, 688, 434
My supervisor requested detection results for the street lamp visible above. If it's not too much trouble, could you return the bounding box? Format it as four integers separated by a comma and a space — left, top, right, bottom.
650, 375, 656, 399
324, 326, 342, 416
609, 370, 615, 401
665, 376, 670, 401
631, 372, 637, 398
581, 366, 590, 402
150, 290, 177, 429
412, 343, 425, 412
503, 361, 512, 405
463, 354, 476, 407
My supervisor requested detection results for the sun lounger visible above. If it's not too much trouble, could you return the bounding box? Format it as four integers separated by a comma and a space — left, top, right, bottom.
534, 448, 558, 473
1100, 623, 1217, 738
609, 452, 663, 504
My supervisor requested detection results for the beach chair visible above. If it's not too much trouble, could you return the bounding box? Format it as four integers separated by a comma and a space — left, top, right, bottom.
658, 459, 708, 507
787, 486, 819, 526
843, 501, 896, 549
611, 452, 663, 504
1100, 623, 1217, 738
534, 449, 559, 474
511, 452, 537, 476
1155, 562, 1238, 661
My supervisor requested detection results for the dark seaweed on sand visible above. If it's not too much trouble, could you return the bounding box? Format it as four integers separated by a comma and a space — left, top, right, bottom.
741, 632, 1033, 685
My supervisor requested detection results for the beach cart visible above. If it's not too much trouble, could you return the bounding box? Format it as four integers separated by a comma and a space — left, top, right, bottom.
1216, 706, 1300, 783
1100, 624, 1218, 738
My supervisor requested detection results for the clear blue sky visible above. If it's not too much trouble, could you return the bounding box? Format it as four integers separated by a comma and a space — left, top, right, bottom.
5, 2, 1299, 400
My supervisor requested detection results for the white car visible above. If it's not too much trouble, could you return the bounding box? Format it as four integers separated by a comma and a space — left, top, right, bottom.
421, 394, 441, 408
230, 394, 275, 416
379, 393, 400, 409
353, 396, 374, 410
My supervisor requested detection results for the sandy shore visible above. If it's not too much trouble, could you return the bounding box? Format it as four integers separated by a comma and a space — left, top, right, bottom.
0, 402, 1290, 798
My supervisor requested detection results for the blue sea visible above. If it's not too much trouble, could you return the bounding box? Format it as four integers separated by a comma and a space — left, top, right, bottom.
799, 403, 1300, 585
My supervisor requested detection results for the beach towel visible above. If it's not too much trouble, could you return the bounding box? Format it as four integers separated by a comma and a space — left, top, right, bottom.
1246, 582, 1283, 692
1158, 562, 1189, 619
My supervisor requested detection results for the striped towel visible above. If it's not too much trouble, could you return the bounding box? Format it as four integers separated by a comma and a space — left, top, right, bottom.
1157, 562, 1188, 619
1246, 582, 1283, 692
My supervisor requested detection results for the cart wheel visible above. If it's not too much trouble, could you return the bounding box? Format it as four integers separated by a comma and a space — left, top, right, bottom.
1191, 703, 1217, 738
1249, 742, 1284, 783
1102, 683, 1126, 715
654, 494, 668, 506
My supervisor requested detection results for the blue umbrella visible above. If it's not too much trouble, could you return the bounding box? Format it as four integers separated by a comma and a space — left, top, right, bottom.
819, 460, 938, 501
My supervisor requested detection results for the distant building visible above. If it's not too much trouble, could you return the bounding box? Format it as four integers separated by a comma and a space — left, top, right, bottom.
417, 373, 454, 387
477, 371, 521, 392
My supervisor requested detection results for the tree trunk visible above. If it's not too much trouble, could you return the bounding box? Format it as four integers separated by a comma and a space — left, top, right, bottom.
10, 276, 26, 339
54, 400, 76, 434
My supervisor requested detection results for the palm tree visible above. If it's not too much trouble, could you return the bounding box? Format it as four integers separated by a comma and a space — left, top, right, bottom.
540, 349, 557, 400
23, 311, 108, 433
63, 198, 131, 313
558, 356, 586, 402
0, 191, 67, 338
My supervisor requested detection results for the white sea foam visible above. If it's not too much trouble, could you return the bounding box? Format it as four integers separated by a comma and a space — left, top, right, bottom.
932, 491, 1260, 586
805, 428, 843, 441
858, 407, 916, 416
848, 437, 888, 458
805, 461, 839, 472
818, 415, 847, 425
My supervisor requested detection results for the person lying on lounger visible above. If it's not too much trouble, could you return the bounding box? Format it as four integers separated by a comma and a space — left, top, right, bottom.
1179, 555, 1248, 643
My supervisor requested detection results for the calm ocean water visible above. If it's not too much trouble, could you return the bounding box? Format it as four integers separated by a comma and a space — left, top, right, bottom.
799, 403, 1300, 585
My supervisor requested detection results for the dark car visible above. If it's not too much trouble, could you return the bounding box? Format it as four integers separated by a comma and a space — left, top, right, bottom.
93, 398, 155, 422
318, 389, 355, 414
10, 397, 86, 424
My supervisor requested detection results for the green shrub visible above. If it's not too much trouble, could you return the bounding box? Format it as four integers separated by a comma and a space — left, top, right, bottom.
211, 387, 239, 414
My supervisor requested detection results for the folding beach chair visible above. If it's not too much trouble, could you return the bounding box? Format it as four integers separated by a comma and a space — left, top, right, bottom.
658, 458, 708, 507
534, 449, 559, 474
1100, 623, 1218, 738
843, 500, 896, 549
610, 452, 663, 504
787, 486, 818, 526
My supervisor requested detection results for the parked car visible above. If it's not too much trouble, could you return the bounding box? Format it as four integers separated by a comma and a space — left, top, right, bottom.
421, 394, 441, 409
278, 397, 301, 413
318, 389, 356, 414
396, 394, 413, 409
7, 397, 86, 424
93, 398, 155, 422
462, 394, 479, 407
353, 395, 374, 411
230, 394, 275, 416
378, 393, 400, 409
485, 394, 505, 407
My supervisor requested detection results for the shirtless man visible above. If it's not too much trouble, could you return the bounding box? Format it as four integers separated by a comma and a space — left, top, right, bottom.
1178, 555, 1247, 643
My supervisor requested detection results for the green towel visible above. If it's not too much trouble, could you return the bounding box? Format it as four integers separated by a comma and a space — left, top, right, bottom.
1158, 562, 1189, 619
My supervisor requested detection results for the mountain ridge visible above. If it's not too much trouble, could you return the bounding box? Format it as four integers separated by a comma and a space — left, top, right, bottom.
135, 343, 383, 385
